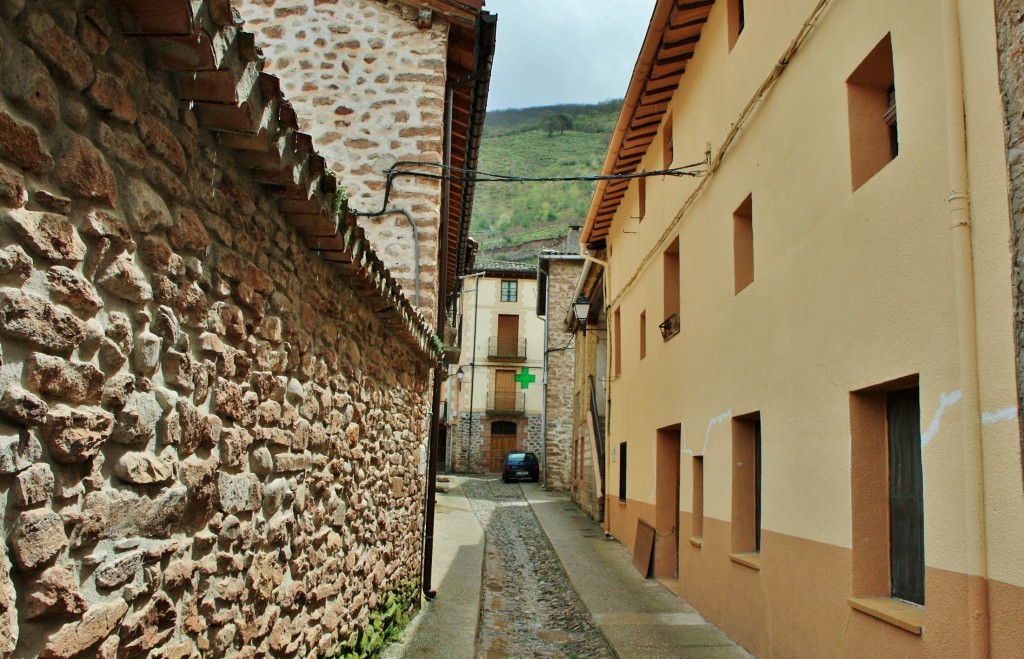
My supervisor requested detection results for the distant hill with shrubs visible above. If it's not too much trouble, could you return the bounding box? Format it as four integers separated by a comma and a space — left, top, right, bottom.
470, 99, 621, 261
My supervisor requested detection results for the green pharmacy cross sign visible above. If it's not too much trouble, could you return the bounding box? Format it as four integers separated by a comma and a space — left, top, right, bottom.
514, 367, 537, 390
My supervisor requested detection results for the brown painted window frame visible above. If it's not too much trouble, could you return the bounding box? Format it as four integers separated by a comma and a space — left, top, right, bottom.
728, 0, 746, 51
850, 376, 925, 608
847, 33, 898, 191
733, 194, 754, 294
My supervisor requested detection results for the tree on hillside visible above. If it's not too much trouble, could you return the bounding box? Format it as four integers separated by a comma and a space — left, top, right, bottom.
545, 113, 573, 137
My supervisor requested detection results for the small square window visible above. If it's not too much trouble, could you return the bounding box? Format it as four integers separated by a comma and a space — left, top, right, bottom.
500, 280, 518, 302
639, 310, 647, 360
638, 174, 646, 221
847, 34, 897, 190
734, 194, 753, 294
728, 0, 745, 51
663, 114, 674, 168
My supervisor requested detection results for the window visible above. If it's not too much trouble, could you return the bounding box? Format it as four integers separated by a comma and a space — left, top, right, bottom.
613, 307, 622, 376
638, 173, 646, 221
733, 194, 753, 294
500, 280, 518, 302
618, 442, 628, 502
663, 114, 674, 168
639, 310, 647, 360
663, 238, 680, 338
850, 379, 924, 610
847, 34, 897, 190
692, 456, 704, 541
728, 0, 745, 51
731, 412, 761, 557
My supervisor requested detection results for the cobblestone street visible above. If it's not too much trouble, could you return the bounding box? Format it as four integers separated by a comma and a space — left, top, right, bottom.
463, 478, 613, 659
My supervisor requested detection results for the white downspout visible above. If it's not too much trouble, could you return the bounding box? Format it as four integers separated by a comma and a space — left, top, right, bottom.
941, 0, 990, 654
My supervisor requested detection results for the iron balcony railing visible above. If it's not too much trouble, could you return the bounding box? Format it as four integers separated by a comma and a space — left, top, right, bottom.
488, 337, 527, 360
487, 391, 525, 414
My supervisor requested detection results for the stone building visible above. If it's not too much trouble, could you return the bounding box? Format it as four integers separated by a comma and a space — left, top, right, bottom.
236, 0, 495, 329
449, 259, 544, 474
580, 0, 1023, 656
995, 0, 1024, 464
537, 249, 583, 491
0, 0, 490, 656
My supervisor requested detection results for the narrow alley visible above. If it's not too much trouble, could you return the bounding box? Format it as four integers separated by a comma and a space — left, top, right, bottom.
387, 476, 749, 658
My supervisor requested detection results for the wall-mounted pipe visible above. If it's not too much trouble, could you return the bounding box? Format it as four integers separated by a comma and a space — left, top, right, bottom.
942, 0, 990, 654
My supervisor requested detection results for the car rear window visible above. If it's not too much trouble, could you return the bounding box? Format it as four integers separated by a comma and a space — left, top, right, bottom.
506, 452, 537, 465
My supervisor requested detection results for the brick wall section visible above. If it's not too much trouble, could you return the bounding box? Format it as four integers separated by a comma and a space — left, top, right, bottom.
995, 0, 1024, 453
542, 258, 582, 491
237, 0, 449, 325
0, 2, 432, 656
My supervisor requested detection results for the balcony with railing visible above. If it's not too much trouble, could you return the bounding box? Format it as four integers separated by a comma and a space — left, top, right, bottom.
487, 391, 525, 415
488, 337, 527, 361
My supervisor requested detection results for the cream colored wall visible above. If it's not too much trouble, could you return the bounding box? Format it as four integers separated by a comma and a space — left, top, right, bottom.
604, 0, 1022, 590
454, 275, 545, 417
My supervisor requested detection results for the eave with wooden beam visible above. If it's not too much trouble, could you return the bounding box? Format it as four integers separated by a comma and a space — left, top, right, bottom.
582, 0, 715, 246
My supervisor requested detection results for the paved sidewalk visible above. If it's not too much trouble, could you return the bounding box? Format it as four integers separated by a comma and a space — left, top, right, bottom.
388, 477, 750, 658
522, 484, 751, 659
384, 476, 483, 659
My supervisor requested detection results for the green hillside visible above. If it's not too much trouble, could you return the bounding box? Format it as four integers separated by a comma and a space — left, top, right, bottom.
470, 100, 621, 259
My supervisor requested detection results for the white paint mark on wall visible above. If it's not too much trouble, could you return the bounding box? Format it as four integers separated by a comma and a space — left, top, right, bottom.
703, 410, 732, 455
681, 421, 695, 455
921, 390, 962, 447
981, 406, 1017, 425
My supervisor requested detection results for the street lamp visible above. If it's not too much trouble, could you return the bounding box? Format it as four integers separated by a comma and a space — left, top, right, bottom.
573, 294, 592, 335
456, 367, 465, 381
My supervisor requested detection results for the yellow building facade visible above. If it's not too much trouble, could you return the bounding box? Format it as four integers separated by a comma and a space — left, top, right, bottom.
581, 0, 1024, 656
448, 260, 546, 473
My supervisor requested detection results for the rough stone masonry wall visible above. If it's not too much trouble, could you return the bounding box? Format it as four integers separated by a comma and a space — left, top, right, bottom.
995, 0, 1024, 466
0, 2, 432, 657
238, 0, 450, 325
543, 260, 581, 491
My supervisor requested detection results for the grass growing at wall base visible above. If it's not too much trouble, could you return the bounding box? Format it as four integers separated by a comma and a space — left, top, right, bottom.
326, 579, 420, 658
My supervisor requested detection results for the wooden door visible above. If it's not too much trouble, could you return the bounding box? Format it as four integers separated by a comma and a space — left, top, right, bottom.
494, 369, 516, 411
888, 388, 923, 604
655, 426, 681, 578
497, 315, 518, 356
490, 420, 518, 472
490, 434, 516, 471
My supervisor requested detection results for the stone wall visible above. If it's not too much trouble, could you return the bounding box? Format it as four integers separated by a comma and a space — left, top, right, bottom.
541, 258, 582, 491
0, 2, 433, 656
454, 411, 542, 473
237, 0, 450, 325
995, 0, 1024, 459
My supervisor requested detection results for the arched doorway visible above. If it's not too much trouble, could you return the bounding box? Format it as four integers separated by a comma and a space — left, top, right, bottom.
489, 421, 518, 472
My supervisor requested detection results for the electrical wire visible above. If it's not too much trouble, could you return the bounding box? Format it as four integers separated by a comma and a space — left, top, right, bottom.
354, 157, 708, 217
387, 158, 708, 183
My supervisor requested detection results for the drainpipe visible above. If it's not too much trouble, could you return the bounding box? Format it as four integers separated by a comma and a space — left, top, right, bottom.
421, 79, 457, 602
941, 0, 989, 654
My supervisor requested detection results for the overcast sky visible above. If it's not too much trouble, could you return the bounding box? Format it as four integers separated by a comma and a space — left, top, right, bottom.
484, 0, 657, 111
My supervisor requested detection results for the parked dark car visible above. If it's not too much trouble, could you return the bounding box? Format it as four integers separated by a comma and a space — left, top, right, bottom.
502, 451, 540, 483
